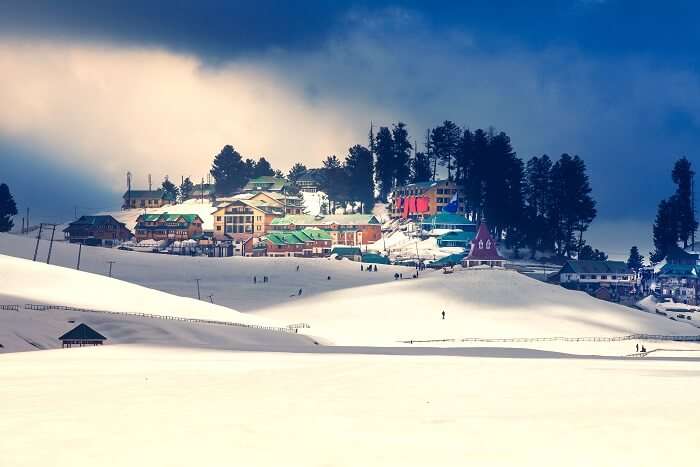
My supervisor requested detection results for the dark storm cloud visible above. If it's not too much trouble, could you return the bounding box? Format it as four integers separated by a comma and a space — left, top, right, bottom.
0, 139, 119, 226
0, 0, 354, 60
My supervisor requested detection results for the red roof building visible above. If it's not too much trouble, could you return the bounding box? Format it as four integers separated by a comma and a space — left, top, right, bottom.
462, 222, 506, 268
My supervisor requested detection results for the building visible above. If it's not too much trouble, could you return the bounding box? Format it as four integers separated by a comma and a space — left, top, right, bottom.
656, 247, 700, 303
295, 169, 324, 193
59, 323, 107, 348
134, 213, 204, 242
331, 246, 363, 261
63, 215, 132, 246
248, 191, 304, 215
437, 230, 475, 249
212, 199, 285, 240
421, 213, 476, 232
122, 189, 173, 209
263, 228, 332, 257
269, 214, 382, 245
189, 183, 215, 201
390, 180, 463, 219
558, 260, 635, 293
242, 176, 288, 193
462, 223, 506, 268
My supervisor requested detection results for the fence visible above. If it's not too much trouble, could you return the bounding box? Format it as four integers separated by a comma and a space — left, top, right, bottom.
3, 303, 307, 334
399, 334, 700, 344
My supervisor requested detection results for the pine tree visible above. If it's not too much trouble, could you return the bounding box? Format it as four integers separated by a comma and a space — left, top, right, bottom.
651, 198, 679, 261
210, 145, 247, 195
411, 152, 432, 183
0, 183, 18, 232
253, 157, 275, 177
179, 177, 194, 201
523, 155, 553, 255
671, 157, 697, 247
463, 128, 489, 219
287, 163, 308, 184
345, 145, 374, 213
321, 155, 347, 213
161, 177, 179, 203
392, 122, 412, 188
374, 126, 394, 201
429, 121, 461, 181
579, 244, 608, 261
547, 154, 597, 257
627, 246, 644, 270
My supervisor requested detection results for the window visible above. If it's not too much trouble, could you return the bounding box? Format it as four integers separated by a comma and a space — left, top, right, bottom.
580, 275, 587, 280
216, 216, 221, 221
256, 225, 261, 231
216, 226, 221, 231
486, 240, 491, 249
600, 275, 607, 280
478, 240, 483, 249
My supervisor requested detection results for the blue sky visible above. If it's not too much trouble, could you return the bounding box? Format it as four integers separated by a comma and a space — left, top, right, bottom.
1, 0, 699, 256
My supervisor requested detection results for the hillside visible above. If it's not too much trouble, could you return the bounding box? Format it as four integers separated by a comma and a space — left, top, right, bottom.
0, 254, 312, 352
0, 233, 410, 312
255, 267, 700, 347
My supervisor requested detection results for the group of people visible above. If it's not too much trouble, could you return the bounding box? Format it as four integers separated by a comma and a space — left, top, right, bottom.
361, 264, 379, 272
252, 275, 270, 284
635, 343, 647, 353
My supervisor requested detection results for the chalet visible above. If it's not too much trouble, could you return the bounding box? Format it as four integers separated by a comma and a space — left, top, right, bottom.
331, 246, 363, 261
437, 230, 475, 249
247, 191, 304, 215
59, 323, 107, 348
242, 176, 289, 193
462, 223, 506, 268
295, 169, 324, 193
263, 228, 332, 257
212, 199, 284, 240
63, 215, 131, 246
134, 213, 204, 242
189, 183, 215, 200
122, 189, 174, 209
558, 260, 634, 293
656, 247, 700, 303
390, 180, 464, 219
269, 214, 381, 245
421, 213, 476, 232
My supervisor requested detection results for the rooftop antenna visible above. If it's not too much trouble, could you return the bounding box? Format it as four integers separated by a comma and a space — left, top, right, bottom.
126, 171, 132, 209
148, 173, 152, 192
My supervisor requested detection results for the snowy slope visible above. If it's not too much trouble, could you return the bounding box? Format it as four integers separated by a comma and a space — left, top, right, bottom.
255, 267, 700, 346
0, 254, 315, 352
1, 345, 699, 467
0, 233, 411, 312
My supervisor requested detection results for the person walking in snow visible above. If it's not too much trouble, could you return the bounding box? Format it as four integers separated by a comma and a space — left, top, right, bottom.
296, 265, 300, 272
394, 273, 399, 280
361, 264, 364, 271
327, 275, 331, 280
373, 265, 378, 272
442, 310, 446, 320
254, 276, 257, 284
298, 288, 302, 296
636, 343, 639, 352
400, 273, 403, 279
641, 345, 647, 353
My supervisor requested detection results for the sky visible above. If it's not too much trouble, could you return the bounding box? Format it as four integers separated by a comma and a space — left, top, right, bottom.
2, 0, 700, 257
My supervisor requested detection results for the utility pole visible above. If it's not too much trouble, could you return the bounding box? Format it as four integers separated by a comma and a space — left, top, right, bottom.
76, 243, 83, 270
21, 217, 24, 234
148, 173, 152, 192
46, 224, 57, 264
195, 278, 201, 300
107, 261, 116, 277
692, 171, 696, 247
32, 223, 44, 261
26, 208, 29, 233
126, 171, 132, 210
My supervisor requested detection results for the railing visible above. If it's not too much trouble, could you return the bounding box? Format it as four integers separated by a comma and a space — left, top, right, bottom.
3, 304, 308, 334
399, 334, 700, 344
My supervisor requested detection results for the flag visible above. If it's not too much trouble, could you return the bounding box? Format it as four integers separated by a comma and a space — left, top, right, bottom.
442, 193, 458, 213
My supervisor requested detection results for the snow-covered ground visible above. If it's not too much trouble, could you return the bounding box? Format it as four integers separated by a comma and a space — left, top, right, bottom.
0, 233, 410, 312
1, 344, 699, 467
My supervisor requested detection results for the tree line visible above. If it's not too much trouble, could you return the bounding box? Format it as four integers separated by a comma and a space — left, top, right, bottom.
651, 157, 698, 263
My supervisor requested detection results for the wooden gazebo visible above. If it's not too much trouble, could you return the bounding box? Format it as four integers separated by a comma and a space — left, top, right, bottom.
59, 323, 107, 348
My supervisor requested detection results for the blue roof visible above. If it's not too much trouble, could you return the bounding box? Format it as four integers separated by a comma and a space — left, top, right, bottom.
437, 230, 475, 242
422, 213, 475, 226
660, 263, 698, 277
